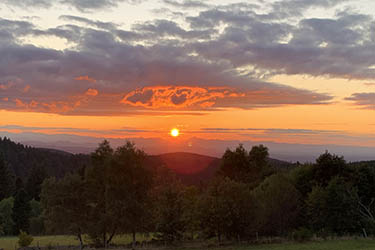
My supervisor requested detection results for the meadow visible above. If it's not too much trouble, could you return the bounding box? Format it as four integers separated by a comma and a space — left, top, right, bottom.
2, 236, 375, 250
0, 234, 150, 250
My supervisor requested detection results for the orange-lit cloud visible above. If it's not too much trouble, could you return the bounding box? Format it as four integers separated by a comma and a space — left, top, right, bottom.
23, 85, 31, 93
75, 75, 97, 83
121, 86, 244, 109
85, 88, 99, 96
121, 85, 331, 110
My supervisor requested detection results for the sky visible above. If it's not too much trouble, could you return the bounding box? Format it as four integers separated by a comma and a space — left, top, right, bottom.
0, 0, 375, 161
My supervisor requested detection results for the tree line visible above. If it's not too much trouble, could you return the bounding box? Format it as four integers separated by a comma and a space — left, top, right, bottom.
1, 139, 375, 248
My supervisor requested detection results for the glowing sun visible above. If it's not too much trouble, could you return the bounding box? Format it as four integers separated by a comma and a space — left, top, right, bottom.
170, 128, 180, 137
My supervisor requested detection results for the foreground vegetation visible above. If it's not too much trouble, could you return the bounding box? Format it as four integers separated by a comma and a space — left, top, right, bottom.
2, 137, 375, 249
2, 236, 375, 250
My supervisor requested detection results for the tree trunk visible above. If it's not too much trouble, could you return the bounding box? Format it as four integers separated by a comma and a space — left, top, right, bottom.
363, 228, 368, 238
132, 230, 136, 249
107, 230, 116, 245
78, 234, 84, 250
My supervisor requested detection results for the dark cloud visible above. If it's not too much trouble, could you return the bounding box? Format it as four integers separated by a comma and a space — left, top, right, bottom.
3, 0, 51, 8
6, 0, 375, 115
0, 17, 331, 115
2, 0, 143, 11
271, 0, 349, 18
345, 93, 375, 110
188, 9, 375, 80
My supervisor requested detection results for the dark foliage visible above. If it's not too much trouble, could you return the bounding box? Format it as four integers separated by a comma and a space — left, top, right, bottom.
12, 189, 31, 234
0, 137, 90, 180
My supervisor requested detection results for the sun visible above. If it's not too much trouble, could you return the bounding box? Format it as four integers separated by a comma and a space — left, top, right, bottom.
170, 128, 180, 137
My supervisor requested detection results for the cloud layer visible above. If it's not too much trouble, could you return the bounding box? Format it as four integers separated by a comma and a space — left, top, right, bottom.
1, 0, 374, 115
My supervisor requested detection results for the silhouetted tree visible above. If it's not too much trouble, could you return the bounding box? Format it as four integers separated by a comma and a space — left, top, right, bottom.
182, 186, 200, 240
249, 144, 269, 169
29, 199, 44, 235
84, 140, 114, 247
252, 174, 301, 236
314, 151, 348, 186
41, 174, 87, 249
307, 177, 359, 235
153, 173, 186, 243
12, 189, 31, 234
219, 144, 271, 186
0, 154, 14, 200
0, 197, 15, 235
198, 177, 254, 241
109, 141, 153, 248
26, 166, 47, 201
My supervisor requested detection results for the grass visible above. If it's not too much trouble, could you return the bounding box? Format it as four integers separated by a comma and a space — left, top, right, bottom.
2, 236, 375, 250
0, 234, 151, 250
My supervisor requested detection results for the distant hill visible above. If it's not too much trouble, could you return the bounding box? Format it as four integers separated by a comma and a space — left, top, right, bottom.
0, 137, 294, 185
147, 152, 221, 185
147, 152, 295, 185
0, 137, 90, 179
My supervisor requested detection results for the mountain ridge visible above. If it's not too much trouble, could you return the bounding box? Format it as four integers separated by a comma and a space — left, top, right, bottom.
0, 137, 293, 185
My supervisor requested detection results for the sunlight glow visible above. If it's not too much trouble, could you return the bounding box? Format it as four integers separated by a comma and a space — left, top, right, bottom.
170, 128, 180, 137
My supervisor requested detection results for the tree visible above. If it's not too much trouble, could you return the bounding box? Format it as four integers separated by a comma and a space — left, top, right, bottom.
26, 166, 47, 201
219, 144, 272, 186
252, 174, 301, 236
12, 189, 31, 234
29, 199, 44, 235
198, 177, 254, 242
182, 186, 200, 240
0, 154, 14, 201
350, 164, 375, 235
153, 173, 186, 243
84, 140, 114, 247
85, 140, 154, 248
41, 175, 88, 249
314, 151, 349, 186
249, 144, 269, 170
0, 197, 15, 235
307, 177, 359, 235
108, 141, 153, 248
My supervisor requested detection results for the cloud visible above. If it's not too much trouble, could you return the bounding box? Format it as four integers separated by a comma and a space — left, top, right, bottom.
2, 0, 143, 11
162, 0, 209, 9
85, 88, 99, 96
187, 6, 375, 80
3, 0, 51, 8
0, 15, 335, 115
75, 75, 97, 83
121, 85, 331, 110
59, 15, 118, 30
271, 0, 349, 18
345, 93, 375, 110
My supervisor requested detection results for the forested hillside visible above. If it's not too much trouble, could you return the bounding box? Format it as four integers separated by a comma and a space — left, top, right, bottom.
0, 137, 294, 186
0, 137, 90, 179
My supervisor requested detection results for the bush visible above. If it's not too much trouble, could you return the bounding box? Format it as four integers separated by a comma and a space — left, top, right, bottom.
292, 227, 313, 242
18, 230, 34, 247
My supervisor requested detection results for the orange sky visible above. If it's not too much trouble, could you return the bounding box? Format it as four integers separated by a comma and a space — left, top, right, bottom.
1, 0, 375, 158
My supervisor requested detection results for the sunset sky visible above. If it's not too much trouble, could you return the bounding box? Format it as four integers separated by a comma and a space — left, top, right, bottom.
1, 0, 375, 160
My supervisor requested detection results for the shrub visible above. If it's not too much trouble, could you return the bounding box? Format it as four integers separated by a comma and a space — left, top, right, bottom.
18, 230, 34, 247
292, 227, 313, 242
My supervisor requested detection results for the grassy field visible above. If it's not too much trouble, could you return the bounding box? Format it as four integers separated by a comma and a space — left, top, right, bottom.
2, 236, 375, 250
0, 234, 151, 250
